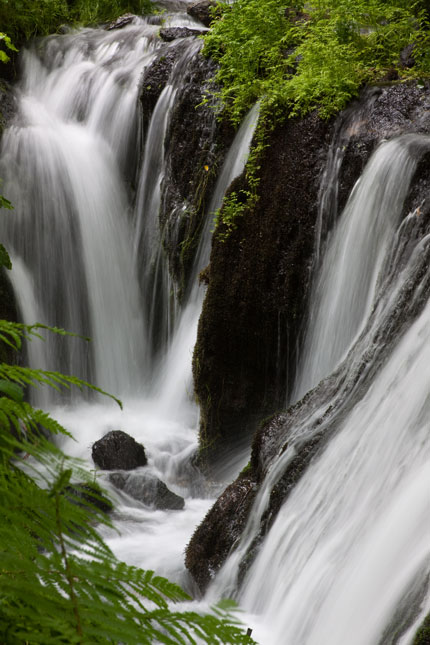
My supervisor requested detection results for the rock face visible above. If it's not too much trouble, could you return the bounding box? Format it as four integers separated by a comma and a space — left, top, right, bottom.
185, 473, 257, 591
92, 431, 147, 470
192, 81, 430, 470
193, 111, 332, 469
187, 81, 430, 591
0, 268, 19, 364
109, 471, 185, 510
0, 80, 17, 135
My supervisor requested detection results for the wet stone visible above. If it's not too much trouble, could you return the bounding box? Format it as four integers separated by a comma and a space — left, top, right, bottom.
159, 27, 205, 42
106, 13, 136, 30
92, 430, 147, 470
187, 0, 217, 27
109, 471, 185, 510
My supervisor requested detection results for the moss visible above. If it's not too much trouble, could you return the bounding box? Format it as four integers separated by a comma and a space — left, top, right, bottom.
414, 614, 430, 645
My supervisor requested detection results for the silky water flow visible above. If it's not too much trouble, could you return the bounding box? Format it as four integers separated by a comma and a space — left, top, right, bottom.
206, 134, 430, 644
0, 18, 259, 590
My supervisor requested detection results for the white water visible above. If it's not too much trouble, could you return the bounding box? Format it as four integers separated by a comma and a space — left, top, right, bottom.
238, 290, 430, 643
293, 134, 430, 401
2, 15, 429, 645
0, 19, 258, 590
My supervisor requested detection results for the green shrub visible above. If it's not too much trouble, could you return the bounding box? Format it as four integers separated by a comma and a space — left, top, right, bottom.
203, 0, 430, 123
0, 0, 152, 43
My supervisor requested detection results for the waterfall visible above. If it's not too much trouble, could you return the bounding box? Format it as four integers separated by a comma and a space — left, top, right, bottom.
3, 12, 428, 642
207, 134, 430, 643
0, 18, 258, 587
293, 134, 430, 401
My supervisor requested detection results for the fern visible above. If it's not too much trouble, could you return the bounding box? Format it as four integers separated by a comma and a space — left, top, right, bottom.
0, 320, 256, 644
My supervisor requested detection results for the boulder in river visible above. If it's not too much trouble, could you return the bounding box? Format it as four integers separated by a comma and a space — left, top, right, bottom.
109, 471, 185, 510
92, 430, 147, 470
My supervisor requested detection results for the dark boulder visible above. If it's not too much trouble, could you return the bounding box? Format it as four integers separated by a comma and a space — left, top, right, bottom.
187, 0, 217, 27
159, 27, 205, 42
92, 430, 147, 470
109, 471, 185, 510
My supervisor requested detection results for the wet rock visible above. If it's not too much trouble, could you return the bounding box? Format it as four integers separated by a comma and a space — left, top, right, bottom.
0, 80, 17, 134
64, 482, 113, 514
92, 430, 147, 470
106, 13, 136, 30
188, 171, 430, 590
188, 82, 430, 590
109, 471, 185, 510
187, 0, 217, 27
138, 47, 234, 301
193, 111, 331, 468
140, 44, 187, 126
159, 27, 205, 42
186, 473, 257, 591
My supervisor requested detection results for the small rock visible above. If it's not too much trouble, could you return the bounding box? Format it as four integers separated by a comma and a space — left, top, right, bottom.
92, 430, 147, 470
186, 0, 217, 28
159, 27, 205, 42
109, 471, 185, 510
107, 13, 136, 30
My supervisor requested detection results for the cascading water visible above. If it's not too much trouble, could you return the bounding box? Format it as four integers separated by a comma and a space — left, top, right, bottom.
206, 133, 430, 642
2, 10, 429, 643
0, 16, 259, 589
293, 134, 430, 401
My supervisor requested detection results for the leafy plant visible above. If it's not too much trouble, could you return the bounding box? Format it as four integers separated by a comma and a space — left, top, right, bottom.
0, 0, 152, 44
0, 32, 18, 63
203, 0, 430, 123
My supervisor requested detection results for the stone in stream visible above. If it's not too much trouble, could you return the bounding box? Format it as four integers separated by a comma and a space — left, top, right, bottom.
92, 430, 147, 470
186, 0, 217, 27
159, 27, 205, 42
109, 471, 185, 511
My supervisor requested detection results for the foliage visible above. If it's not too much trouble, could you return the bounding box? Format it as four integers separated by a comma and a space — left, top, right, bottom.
0, 0, 152, 44
0, 318, 256, 644
413, 613, 430, 644
0, 32, 17, 63
203, 0, 430, 123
